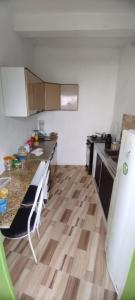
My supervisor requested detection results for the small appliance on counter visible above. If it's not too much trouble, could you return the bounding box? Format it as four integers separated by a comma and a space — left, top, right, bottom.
90, 132, 107, 142
105, 134, 112, 149
86, 133, 107, 174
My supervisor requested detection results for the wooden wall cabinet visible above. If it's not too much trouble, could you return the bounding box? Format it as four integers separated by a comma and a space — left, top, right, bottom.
1, 67, 79, 115
45, 83, 60, 111
1, 67, 45, 117
25, 69, 44, 114
60, 84, 78, 110
44, 83, 78, 111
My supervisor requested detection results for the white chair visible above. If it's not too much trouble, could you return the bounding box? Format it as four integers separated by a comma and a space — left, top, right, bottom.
21, 160, 50, 207
1, 161, 50, 264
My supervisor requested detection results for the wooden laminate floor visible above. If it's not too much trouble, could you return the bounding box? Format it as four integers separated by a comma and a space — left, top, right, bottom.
4, 166, 117, 300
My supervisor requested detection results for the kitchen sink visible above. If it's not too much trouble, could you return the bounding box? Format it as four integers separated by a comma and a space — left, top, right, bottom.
105, 149, 119, 156
105, 148, 119, 163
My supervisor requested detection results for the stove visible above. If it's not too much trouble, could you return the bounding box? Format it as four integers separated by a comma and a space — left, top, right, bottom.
88, 135, 107, 143
86, 135, 106, 174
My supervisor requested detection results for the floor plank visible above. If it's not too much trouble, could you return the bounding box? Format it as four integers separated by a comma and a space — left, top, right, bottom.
4, 166, 117, 299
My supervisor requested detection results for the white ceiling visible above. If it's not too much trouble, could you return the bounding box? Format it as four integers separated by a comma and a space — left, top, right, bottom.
29, 36, 135, 49
12, 0, 135, 13
11, 0, 135, 48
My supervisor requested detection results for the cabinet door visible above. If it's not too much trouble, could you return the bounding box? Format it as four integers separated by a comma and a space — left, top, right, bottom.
1, 67, 28, 117
25, 69, 45, 113
99, 162, 114, 219
95, 154, 102, 190
92, 147, 97, 178
45, 83, 60, 110
50, 144, 57, 177
60, 84, 78, 110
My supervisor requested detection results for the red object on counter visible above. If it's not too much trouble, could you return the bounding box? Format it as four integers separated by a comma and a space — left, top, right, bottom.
27, 138, 34, 149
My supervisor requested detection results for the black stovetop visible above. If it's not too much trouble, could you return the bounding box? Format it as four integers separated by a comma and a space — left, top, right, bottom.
87, 135, 106, 143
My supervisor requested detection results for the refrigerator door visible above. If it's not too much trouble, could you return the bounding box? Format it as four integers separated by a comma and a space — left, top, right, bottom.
106, 130, 135, 297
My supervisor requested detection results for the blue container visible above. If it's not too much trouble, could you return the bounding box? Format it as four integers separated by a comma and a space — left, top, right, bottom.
18, 155, 26, 160
0, 199, 8, 214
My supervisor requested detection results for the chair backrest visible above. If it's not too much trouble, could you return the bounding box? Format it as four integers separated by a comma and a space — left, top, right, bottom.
27, 160, 50, 234
30, 160, 47, 186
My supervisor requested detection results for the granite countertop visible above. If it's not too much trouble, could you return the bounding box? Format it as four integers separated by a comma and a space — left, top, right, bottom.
94, 143, 117, 178
0, 140, 57, 228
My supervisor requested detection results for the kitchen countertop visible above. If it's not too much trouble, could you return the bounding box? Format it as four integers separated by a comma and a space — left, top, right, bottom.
0, 140, 57, 228
94, 143, 117, 178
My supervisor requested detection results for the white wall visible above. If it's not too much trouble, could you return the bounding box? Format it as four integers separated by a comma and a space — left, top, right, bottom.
0, 2, 36, 173
35, 47, 120, 165
111, 45, 135, 138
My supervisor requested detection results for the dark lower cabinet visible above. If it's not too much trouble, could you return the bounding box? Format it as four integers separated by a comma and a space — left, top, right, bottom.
99, 162, 114, 219
49, 143, 57, 190
95, 154, 102, 190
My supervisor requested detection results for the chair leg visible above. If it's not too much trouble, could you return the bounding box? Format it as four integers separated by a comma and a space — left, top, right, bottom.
28, 234, 37, 264
36, 227, 40, 238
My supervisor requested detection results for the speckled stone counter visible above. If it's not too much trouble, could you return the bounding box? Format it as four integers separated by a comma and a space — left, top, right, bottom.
94, 143, 117, 178
0, 140, 56, 228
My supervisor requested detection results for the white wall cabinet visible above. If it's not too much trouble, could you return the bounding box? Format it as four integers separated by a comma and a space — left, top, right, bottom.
1, 67, 45, 117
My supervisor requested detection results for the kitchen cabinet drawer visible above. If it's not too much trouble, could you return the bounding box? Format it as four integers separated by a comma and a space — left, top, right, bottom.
45, 83, 60, 111
1, 67, 45, 117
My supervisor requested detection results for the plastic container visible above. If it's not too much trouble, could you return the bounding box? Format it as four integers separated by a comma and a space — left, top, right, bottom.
18, 146, 27, 157
0, 199, 8, 214
0, 188, 8, 198
3, 156, 13, 171
12, 159, 22, 169
24, 143, 30, 153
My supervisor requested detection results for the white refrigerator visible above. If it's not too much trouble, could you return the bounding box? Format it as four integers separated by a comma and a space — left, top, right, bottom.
106, 129, 135, 298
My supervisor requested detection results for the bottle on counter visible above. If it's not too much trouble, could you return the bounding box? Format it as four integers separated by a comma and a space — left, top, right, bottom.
27, 138, 34, 150
34, 133, 39, 145
0, 188, 8, 214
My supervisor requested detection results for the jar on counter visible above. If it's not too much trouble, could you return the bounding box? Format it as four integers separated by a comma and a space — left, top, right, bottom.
3, 156, 13, 171
111, 142, 120, 151
12, 158, 22, 169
